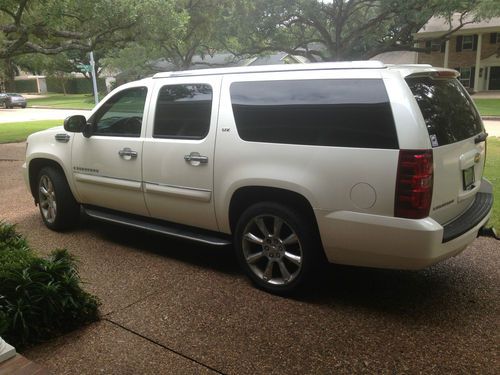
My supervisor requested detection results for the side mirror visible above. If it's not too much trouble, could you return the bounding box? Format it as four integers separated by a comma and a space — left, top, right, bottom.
63, 115, 87, 133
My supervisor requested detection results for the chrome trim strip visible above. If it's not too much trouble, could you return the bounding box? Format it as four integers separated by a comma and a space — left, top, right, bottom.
144, 181, 211, 202
75, 173, 142, 191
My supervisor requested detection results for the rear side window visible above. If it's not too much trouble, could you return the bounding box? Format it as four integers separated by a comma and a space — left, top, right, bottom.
405, 77, 483, 146
154, 84, 212, 139
230, 79, 398, 149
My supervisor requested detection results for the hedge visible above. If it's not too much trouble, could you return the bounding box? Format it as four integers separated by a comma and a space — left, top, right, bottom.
13, 79, 38, 93
0, 222, 99, 348
46, 77, 106, 94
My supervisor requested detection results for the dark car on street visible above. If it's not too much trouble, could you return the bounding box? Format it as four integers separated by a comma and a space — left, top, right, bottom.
0, 93, 27, 108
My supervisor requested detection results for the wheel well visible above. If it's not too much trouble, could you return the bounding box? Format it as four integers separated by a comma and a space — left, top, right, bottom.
229, 186, 319, 234
28, 159, 66, 203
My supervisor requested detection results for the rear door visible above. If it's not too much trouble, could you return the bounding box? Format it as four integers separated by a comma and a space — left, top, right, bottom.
405, 75, 486, 224
142, 76, 221, 231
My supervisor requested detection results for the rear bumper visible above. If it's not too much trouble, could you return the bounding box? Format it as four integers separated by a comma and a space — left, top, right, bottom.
316, 180, 493, 270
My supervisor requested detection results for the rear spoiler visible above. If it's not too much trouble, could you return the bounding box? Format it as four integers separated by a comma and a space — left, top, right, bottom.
405, 69, 460, 80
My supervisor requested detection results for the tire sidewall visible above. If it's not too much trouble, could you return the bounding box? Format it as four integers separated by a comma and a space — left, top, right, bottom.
37, 167, 79, 231
234, 202, 318, 295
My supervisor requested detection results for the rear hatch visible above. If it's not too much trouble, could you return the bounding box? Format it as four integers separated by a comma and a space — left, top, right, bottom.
405, 72, 487, 225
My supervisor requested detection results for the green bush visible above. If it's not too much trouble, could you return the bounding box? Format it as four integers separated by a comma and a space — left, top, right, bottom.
0, 222, 99, 348
13, 79, 38, 93
46, 76, 106, 94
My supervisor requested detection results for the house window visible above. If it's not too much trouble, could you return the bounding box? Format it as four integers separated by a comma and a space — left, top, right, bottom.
462, 35, 474, 50
490, 32, 499, 44
458, 67, 472, 88
425, 40, 445, 52
431, 40, 444, 52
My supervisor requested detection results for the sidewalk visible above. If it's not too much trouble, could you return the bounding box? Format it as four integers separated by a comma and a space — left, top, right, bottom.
484, 119, 500, 137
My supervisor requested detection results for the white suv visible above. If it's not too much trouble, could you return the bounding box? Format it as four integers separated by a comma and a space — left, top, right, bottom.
23, 62, 493, 293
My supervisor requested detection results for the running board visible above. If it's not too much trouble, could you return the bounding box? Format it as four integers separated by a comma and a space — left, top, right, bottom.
83, 206, 231, 246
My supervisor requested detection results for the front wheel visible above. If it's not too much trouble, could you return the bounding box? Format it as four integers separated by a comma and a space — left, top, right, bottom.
234, 202, 320, 294
37, 167, 80, 231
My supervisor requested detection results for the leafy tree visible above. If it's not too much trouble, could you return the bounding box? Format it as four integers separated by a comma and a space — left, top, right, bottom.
0, 0, 138, 90
224, 0, 500, 62
108, 0, 234, 72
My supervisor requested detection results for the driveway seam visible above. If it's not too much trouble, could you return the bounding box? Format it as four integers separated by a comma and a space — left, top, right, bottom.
104, 318, 226, 375
102, 289, 163, 317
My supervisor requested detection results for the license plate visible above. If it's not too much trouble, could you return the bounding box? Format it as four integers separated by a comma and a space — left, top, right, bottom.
463, 166, 475, 190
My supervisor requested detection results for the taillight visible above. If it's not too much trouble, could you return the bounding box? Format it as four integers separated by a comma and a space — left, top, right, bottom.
395, 150, 433, 219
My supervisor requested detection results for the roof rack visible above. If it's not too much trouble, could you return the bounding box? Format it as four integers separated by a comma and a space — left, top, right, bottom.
152, 61, 386, 79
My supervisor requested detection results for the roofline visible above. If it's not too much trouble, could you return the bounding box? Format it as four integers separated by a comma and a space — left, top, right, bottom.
152, 61, 386, 79
415, 26, 500, 39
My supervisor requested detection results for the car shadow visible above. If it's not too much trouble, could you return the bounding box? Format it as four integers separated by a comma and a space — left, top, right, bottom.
80, 216, 241, 276
78, 214, 491, 325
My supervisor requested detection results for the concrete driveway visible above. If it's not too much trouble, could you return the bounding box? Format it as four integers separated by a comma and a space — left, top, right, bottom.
1, 142, 499, 374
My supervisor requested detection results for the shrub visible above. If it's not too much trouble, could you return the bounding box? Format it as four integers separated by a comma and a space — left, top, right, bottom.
0, 222, 99, 348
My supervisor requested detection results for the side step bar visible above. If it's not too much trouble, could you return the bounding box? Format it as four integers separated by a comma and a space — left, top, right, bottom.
83, 206, 232, 246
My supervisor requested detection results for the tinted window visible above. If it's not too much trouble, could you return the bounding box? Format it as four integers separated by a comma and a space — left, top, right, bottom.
406, 77, 483, 146
154, 84, 212, 139
93, 87, 147, 137
230, 79, 398, 149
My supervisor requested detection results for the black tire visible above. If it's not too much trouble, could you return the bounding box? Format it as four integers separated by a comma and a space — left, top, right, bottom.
37, 167, 80, 231
234, 202, 320, 294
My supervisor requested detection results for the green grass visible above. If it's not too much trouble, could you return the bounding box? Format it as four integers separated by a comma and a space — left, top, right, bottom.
473, 98, 500, 116
0, 120, 62, 143
28, 93, 96, 110
484, 137, 500, 231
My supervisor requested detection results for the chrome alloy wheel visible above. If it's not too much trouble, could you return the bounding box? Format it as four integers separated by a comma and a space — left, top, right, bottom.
39, 175, 57, 224
242, 215, 303, 286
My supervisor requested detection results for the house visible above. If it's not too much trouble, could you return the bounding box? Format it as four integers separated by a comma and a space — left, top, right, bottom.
415, 14, 500, 91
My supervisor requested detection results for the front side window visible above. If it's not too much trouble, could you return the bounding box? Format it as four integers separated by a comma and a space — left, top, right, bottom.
230, 79, 398, 149
92, 87, 148, 137
153, 84, 212, 139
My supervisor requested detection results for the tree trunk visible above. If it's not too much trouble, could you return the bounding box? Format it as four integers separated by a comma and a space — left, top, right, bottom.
2, 59, 16, 92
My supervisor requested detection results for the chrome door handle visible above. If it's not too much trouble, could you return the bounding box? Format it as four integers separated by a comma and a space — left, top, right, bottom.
184, 152, 208, 164
118, 147, 138, 159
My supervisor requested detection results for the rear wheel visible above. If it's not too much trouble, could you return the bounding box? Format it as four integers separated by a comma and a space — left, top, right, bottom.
37, 167, 80, 231
234, 202, 319, 294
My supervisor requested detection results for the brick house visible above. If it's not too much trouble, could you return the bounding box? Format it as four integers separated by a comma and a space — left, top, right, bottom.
415, 14, 500, 91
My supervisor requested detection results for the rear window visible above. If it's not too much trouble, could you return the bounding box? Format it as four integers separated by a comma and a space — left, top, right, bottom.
405, 77, 483, 147
230, 79, 398, 149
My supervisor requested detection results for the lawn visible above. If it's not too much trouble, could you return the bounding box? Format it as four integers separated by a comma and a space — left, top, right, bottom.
28, 94, 96, 110
473, 98, 500, 116
0, 120, 62, 144
484, 137, 500, 231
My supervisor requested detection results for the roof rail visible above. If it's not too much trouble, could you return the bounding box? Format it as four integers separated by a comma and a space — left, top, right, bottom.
153, 61, 386, 79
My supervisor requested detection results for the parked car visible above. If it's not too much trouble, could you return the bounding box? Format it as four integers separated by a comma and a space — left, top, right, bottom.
23, 62, 493, 294
0, 93, 27, 108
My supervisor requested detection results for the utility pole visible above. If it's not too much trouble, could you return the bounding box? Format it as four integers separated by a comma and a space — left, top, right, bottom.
89, 51, 99, 105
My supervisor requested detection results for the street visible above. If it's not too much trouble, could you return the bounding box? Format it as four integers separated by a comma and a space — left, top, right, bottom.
0, 142, 498, 374
0, 107, 92, 123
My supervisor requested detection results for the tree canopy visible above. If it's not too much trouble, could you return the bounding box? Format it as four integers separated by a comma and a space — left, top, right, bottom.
1, 0, 499, 88
224, 0, 500, 62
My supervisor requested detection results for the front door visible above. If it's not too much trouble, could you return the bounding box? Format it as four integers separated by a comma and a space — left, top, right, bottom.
71, 85, 150, 216
489, 67, 500, 90
142, 77, 221, 231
